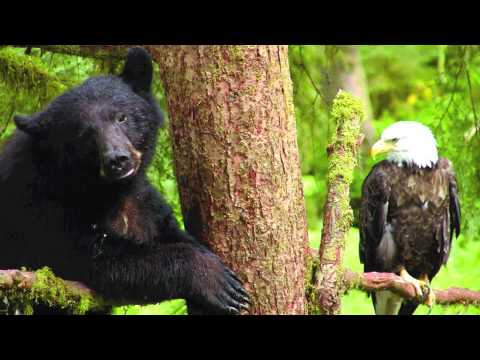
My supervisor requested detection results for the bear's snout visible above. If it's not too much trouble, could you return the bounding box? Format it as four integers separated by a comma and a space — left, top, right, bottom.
98, 130, 142, 182
104, 151, 135, 180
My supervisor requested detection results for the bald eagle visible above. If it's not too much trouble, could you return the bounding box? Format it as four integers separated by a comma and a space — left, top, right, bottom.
359, 121, 461, 315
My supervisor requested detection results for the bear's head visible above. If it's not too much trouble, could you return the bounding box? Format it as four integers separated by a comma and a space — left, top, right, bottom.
14, 47, 164, 184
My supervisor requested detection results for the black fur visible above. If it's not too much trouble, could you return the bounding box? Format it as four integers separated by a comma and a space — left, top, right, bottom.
0, 48, 250, 315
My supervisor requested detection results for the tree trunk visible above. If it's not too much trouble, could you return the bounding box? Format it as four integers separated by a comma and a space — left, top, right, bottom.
150, 45, 309, 314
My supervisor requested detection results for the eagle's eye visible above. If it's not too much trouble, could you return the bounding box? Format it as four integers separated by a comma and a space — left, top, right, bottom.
115, 114, 128, 124
391, 137, 400, 143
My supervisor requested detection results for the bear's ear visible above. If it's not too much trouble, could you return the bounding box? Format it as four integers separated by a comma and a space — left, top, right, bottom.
14, 113, 51, 136
120, 47, 153, 95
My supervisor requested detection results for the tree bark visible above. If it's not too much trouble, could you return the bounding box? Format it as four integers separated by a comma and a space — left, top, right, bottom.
150, 46, 309, 314
314, 91, 364, 314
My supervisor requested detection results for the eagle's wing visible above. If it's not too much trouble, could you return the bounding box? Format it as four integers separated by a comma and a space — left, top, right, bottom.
441, 159, 461, 265
359, 161, 392, 272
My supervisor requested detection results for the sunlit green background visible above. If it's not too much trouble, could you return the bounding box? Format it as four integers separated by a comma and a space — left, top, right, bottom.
1, 45, 479, 315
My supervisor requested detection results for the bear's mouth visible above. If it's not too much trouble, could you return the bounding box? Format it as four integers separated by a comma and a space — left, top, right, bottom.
98, 142, 143, 183
117, 167, 136, 180
100, 161, 141, 183
115, 161, 142, 181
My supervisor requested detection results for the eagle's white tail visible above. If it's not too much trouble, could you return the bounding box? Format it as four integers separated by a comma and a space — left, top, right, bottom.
375, 290, 403, 315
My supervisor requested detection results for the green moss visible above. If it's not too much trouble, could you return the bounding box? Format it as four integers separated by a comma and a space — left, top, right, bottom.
327, 91, 364, 185
22, 303, 34, 315
31, 267, 68, 309
0, 267, 103, 315
329, 91, 364, 241
0, 47, 68, 100
305, 255, 322, 315
330, 90, 364, 130
228, 45, 246, 65
73, 295, 92, 315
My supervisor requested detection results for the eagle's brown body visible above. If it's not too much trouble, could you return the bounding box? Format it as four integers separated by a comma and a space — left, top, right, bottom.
359, 158, 461, 314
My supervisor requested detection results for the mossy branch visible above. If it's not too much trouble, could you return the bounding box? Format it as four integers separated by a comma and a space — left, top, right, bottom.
0, 267, 108, 314
311, 90, 364, 315
0, 47, 69, 98
9, 45, 129, 61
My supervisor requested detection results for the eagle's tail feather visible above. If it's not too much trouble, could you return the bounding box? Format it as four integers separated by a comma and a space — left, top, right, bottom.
374, 290, 403, 315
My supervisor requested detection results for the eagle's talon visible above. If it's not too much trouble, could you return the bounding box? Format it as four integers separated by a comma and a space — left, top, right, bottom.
424, 286, 435, 308
419, 274, 435, 308
414, 281, 425, 299
399, 268, 426, 300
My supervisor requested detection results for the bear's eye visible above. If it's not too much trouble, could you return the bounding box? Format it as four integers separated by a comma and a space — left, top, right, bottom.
116, 114, 128, 124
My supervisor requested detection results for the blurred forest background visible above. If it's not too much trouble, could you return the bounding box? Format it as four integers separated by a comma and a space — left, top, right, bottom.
1, 45, 479, 315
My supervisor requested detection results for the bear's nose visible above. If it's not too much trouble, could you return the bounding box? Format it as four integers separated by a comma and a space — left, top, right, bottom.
108, 155, 130, 172
103, 152, 135, 180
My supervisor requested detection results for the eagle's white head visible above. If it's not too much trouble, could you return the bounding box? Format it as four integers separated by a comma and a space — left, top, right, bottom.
370, 121, 438, 168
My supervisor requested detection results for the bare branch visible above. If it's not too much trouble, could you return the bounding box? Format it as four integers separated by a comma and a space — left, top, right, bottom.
343, 269, 480, 307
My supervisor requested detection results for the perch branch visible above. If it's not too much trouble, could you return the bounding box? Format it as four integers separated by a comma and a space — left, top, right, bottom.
343, 269, 480, 307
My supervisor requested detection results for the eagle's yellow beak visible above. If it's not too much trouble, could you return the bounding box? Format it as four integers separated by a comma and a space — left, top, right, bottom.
370, 139, 395, 158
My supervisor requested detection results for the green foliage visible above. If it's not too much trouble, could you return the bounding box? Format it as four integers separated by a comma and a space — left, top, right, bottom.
359, 45, 438, 118
289, 46, 333, 218
112, 299, 187, 315
0, 46, 98, 140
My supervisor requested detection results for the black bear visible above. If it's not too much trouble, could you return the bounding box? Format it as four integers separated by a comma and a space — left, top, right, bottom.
0, 48, 250, 315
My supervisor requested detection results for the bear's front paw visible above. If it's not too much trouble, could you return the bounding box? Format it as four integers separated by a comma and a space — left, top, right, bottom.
189, 251, 251, 315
